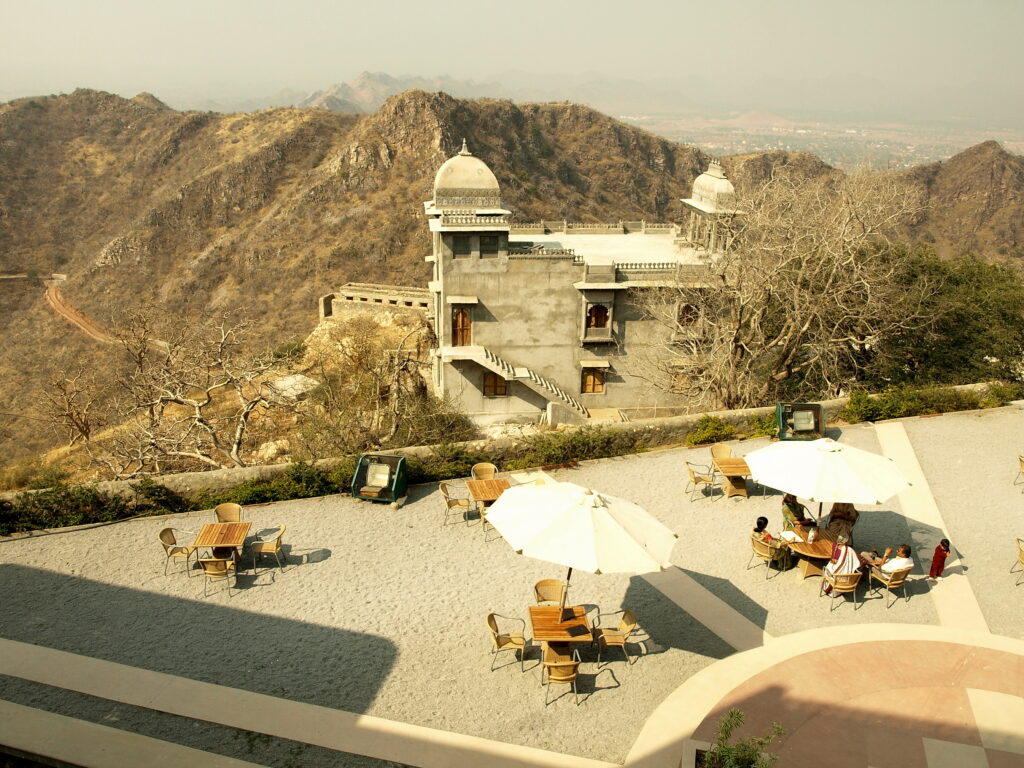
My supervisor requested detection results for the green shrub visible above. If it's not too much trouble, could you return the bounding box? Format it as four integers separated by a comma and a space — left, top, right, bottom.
747, 413, 778, 439
698, 708, 783, 768
132, 478, 191, 515
1, 483, 134, 536
194, 461, 345, 509
685, 415, 737, 446
26, 464, 72, 490
505, 426, 644, 470
838, 383, 1021, 423
405, 444, 489, 484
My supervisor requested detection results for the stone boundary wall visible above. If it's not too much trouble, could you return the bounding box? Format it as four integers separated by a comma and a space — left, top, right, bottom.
320, 283, 432, 319
1, 382, 997, 504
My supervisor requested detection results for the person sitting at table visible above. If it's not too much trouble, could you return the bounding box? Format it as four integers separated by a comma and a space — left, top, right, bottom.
782, 494, 814, 531
860, 544, 914, 574
752, 516, 776, 543
825, 502, 860, 542
824, 535, 861, 577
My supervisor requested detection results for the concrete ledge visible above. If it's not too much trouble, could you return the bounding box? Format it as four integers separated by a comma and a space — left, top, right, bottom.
0, 699, 263, 768
0, 639, 618, 768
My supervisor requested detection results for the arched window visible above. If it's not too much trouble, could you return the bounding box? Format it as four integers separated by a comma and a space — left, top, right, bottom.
452, 307, 472, 346
586, 304, 609, 329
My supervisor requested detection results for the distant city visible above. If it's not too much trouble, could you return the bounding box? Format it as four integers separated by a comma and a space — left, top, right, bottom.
619, 112, 1024, 169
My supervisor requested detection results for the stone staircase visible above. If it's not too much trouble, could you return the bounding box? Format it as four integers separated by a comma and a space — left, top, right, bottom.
471, 346, 589, 418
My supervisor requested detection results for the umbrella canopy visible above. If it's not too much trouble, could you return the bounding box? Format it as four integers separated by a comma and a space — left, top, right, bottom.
484, 481, 678, 576
744, 438, 910, 505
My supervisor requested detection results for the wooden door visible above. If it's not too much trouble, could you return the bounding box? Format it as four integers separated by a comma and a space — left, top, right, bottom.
452, 307, 472, 346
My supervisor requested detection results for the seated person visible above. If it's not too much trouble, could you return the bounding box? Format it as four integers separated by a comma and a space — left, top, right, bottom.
826, 502, 860, 542
860, 544, 914, 575
782, 494, 814, 531
752, 516, 775, 542
824, 535, 861, 577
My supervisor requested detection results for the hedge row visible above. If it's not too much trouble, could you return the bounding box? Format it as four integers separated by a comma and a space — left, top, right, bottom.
3, 381, 1021, 536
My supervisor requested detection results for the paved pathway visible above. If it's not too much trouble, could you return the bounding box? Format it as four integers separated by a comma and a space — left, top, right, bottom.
875, 421, 990, 633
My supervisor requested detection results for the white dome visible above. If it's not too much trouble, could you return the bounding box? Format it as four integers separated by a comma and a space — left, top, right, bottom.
433, 140, 501, 207
691, 160, 736, 213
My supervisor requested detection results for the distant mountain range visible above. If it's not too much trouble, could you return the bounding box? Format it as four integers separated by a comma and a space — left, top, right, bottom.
144, 70, 1024, 130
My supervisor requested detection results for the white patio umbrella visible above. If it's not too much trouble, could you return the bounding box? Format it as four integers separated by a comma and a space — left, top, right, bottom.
744, 438, 910, 508
484, 481, 678, 586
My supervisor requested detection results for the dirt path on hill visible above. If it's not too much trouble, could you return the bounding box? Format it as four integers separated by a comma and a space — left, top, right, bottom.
43, 280, 116, 344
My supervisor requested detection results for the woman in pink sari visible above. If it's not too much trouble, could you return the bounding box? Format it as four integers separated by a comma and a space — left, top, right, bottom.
825, 535, 861, 577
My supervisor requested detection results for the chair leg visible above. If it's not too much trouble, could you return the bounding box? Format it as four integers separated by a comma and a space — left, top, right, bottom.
746, 552, 757, 570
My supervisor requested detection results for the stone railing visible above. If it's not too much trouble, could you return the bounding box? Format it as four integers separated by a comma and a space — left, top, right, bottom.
440, 213, 511, 226
510, 221, 677, 235
507, 244, 576, 256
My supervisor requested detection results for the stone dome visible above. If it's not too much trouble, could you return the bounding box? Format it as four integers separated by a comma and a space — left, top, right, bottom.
433, 140, 501, 208
691, 160, 736, 213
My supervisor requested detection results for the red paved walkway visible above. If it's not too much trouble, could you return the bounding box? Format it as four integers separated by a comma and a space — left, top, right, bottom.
693, 640, 1024, 767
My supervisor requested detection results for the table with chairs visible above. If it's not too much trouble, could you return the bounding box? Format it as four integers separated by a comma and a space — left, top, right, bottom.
485, 578, 643, 705
156, 503, 288, 596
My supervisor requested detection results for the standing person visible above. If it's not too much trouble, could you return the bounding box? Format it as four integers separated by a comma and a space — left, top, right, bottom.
929, 538, 951, 580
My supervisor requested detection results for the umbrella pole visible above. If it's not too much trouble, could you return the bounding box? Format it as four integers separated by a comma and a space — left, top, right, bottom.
561, 567, 573, 616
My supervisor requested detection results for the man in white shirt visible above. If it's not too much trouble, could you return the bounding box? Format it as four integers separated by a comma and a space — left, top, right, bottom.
859, 544, 914, 574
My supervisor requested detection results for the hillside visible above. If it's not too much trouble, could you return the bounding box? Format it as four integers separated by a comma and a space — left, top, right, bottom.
0, 88, 718, 462
1, 87, 1022, 466
903, 140, 1024, 257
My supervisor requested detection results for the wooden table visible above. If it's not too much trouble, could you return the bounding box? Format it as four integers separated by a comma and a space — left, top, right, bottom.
193, 522, 251, 552
528, 605, 593, 643
713, 457, 752, 499
785, 527, 838, 578
467, 478, 511, 506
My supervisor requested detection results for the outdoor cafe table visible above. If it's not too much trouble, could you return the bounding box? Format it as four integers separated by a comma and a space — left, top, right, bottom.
785, 526, 838, 579
528, 605, 593, 644
193, 522, 251, 557
713, 457, 752, 499
467, 478, 511, 508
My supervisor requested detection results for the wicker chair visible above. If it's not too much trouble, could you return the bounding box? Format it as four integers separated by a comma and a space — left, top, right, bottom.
471, 462, 497, 481
439, 482, 471, 527
710, 443, 732, 461
820, 570, 862, 611
159, 528, 197, 576
593, 610, 639, 668
252, 526, 286, 573
214, 503, 242, 523
199, 557, 237, 597
1013, 538, 1024, 586
685, 462, 719, 501
486, 613, 531, 672
534, 579, 566, 605
542, 644, 581, 705
747, 533, 791, 578
869, 566, 913, 607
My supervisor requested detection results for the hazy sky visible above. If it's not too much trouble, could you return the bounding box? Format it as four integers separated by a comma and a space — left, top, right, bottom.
2, 0, 1022, 110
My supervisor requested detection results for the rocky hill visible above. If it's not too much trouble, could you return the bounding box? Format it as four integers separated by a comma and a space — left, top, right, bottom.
903, 140, 1024, 257
0, 87, 1021, 465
